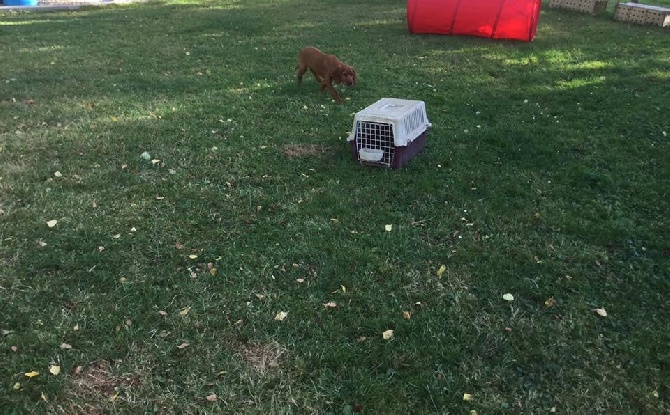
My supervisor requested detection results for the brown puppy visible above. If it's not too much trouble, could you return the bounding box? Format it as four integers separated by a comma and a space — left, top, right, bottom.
297, 47, 357, 104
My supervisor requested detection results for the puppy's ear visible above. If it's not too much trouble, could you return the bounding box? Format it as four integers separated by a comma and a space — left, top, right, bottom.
331, 65, 344, 83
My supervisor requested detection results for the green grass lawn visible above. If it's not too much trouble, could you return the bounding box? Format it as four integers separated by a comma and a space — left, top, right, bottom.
1, 0, 669, 413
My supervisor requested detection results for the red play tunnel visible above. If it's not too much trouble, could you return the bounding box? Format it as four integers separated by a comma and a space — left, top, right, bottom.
407, 0, 542, 42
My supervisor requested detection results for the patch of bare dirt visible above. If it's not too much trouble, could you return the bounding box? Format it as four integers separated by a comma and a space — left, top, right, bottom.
48, 360, 140, 414
237, 341, 286, 374
282, 143, 333, 159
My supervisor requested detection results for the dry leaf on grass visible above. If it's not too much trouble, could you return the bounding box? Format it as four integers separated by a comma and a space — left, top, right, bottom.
206, 393, 218, 402
49, 365, 61, 376
382, 330, 394, 340
502, 293, 514, 302
436, 265, 446, 277
274, 311, 288, 321
47, 220, 58, 228
323, 302, 337, 308
593, 308, 608, 317
25, 371, 39, 378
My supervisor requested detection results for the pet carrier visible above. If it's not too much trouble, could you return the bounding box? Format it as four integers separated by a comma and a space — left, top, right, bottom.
614, 2, 670, 27
347, 98, 431, 169
548, 0, 609, 15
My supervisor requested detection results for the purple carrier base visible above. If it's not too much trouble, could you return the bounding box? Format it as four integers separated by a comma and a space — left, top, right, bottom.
349, 130, 428, 170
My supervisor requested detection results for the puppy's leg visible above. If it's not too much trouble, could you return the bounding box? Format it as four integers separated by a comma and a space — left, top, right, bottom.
309, 68, 324, 85
323, 82, 343, 104
297, 64, 308, 86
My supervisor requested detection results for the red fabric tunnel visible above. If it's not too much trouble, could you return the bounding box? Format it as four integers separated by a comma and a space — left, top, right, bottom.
407, 0, 542, 42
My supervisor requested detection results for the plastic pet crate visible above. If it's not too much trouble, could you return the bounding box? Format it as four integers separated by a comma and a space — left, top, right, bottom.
347, 98, 431, 169
614, 2, 670, 27
548, 0, 609, 14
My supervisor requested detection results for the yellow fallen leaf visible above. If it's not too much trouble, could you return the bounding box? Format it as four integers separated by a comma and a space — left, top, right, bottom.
54, 171, 63, 178
179, 307, 191, 316
382, 329, 394, 340
463, 393, 473, 402
436, 265, 446, 277
384, 224, 393, 232
46, 220, 58, 228
158, 310, 168, 317
274, 311, 288, 321
323, 302, 337, 308
470, 411, 479, 415
594, 308, 607, 317
545, 297, 556, 307
652, 390, 659, 398
206, 393, 218, 402
296, 278, 305, 283
41, 392, 48, 402
177, 342, 189, 349
24, 371, 39, 378
502, 293, 514, 302
49, 365, 61, 376
209, 267, 217, 276
341, 285, 347, 294
403, 311, 411, 320
151, 159, 161, 165
13, 382, 20, 390
188, 254, 198, 260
